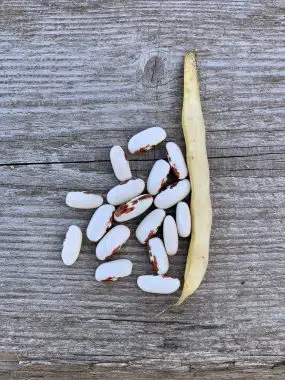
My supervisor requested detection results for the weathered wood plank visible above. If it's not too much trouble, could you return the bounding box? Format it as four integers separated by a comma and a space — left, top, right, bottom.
0, 164, 284, 372
1, 125, 285, 166
0, 0, 284, 378
0, 0, 284, 165
1, 359, 285, 380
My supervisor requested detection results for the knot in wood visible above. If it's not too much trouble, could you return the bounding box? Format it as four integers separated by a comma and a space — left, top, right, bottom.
143, 56, 164, 86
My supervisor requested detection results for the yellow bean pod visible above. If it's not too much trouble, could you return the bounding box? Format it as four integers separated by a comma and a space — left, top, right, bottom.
178, 52, 213, 304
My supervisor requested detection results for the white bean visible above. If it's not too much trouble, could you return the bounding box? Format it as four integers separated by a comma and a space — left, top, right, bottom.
107, 179, 145, 206
163, 215, 178, 256
176, 201, 191, 238
137, 275, 180, 294
128, 127, 166, 153
136, 209, 165, 244
110, 145, 132, 182
148, 237, 169, 275
166, 142, 188, 179
65, 191, 103, 209
61, 225, 82, 266
86, 204, 115, 242
95, 259, 132, 281
96, 225, 130, 261
147, 159, 170, 195
154, 179, 191, 209
114, 194, 153, 222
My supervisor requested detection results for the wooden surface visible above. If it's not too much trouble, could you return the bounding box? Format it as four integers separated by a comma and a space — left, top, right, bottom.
0, 0, 284, 379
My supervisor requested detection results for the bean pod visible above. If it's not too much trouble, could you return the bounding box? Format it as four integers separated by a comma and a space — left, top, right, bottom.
96, 225, 130, 261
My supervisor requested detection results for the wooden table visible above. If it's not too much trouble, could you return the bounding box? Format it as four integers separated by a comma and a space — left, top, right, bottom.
1, 1, 284, 379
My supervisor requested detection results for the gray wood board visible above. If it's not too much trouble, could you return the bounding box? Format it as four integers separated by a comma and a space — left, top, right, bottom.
0, 0, 284, 378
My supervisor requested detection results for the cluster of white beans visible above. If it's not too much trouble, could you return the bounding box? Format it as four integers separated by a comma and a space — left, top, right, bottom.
61, 127, 191, 295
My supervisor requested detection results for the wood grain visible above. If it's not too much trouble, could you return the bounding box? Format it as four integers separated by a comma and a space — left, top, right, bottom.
0, 0, 284, 378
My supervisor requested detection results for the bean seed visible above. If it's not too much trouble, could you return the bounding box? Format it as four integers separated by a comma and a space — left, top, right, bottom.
96, 225, 130, 261
86, 204, 115, 242
163, 215, 178, 256
61, 225, 82, 266
176, 201, 191, 238
66, 191, 103, 209
137, 275, 180, 294
154, 179, 191, 209
110, 145, 132, 182
147, 159, 170, 195
148, 237, 169, 275
166, 142, 188, 179
107, 179, 145, 206
114, 194, 153, 222
95, 259, 132, 281
128, 127, 166, 154
136, 209, 165, 244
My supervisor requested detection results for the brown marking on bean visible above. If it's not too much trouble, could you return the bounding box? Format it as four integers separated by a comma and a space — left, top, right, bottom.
134, 144, 153, 153
138, 194, 152, 201
145, 230, 156, 243
151, 255, 159, 273
121, 179, 131, 184
171, 164, 181, 179
168, 154, 181, 179
169, 182, 178, 189
115, 204, 135, 216
103, 277, 114, 282
83, 191, 94, 195
131, 194, 152, 206
110, 245, 122, 257
106, 215, 114, 230
160, 177, 168, 190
